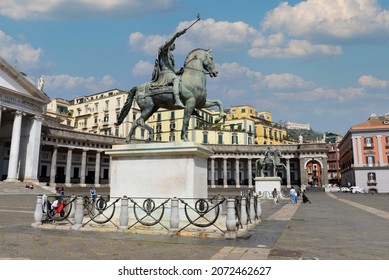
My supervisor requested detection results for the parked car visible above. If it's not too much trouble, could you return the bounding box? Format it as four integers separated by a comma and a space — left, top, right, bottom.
339, 187, 351, 193
350, 186, 367, 194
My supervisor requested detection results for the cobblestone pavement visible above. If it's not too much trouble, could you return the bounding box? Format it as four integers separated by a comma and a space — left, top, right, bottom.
0, 183, 388, 260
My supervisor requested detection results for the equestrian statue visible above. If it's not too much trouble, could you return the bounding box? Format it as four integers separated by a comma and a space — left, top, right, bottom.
255, 147, 287, 177
115, 15, 226, 143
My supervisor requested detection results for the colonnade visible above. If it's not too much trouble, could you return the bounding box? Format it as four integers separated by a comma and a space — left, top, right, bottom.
0, 107, 43, 183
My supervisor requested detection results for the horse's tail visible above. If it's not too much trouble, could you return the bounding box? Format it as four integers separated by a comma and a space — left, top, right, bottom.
115, 87, 136, 126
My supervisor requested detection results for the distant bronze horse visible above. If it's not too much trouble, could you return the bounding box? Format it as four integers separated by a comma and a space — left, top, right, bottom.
255, 149, 286, 176
116, 48, 225, 143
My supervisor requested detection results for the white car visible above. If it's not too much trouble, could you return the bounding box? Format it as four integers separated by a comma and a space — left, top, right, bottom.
339, 187, 351, 193
350, 186, 367, 194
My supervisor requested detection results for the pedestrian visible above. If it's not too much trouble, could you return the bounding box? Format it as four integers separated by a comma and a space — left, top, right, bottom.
90, 187, 97, 202
290, 187, 296, 204
60, 186, 65, 196
272, 188, 279, 204
302, 190, 311, 204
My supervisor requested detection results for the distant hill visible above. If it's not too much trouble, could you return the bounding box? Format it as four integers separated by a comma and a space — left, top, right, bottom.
286, 129, 324, 143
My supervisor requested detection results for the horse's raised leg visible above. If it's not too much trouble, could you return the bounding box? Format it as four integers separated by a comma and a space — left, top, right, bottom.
181, 98, 196, 141
203, 99, 226, 123
137, 104, 158, 142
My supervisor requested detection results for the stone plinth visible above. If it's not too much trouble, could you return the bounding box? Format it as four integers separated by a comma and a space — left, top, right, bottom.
106, 142, 213, 199
255, 177, 281, 197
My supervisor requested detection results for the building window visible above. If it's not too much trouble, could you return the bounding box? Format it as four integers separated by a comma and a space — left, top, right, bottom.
94, 103, 98, 112
202, 131, 208, 144
263, 128, 267, 138
115, 127, 119, 136
241, 108, 246, 113
103, 114, 109, 123
248, 137, 252, 145
365, 137, 373, 147
116, 98, 121, 109
366, 153, 375, 167
157, 113, 161, 121
218, 133, 223, 144
232, 133, 238, 144
105, 100, 109, 110
156, 124, 162, 132
170, 111, 175, 119
170, 122, 176, 131
367, 172, 376, 185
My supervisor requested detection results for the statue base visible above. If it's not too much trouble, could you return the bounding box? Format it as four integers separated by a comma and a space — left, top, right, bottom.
106, 142, 213, 199
254, 177, 281, 198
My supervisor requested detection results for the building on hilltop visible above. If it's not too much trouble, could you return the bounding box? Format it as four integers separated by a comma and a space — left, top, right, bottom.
285, 121, 311, 130
339, 113, 389, 193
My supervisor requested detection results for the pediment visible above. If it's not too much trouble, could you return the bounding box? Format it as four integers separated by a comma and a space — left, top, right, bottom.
0, 56, 51, 107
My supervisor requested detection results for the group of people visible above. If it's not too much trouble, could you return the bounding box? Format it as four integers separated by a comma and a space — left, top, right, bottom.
289, 186, 311, 204
271, 186, 311, 205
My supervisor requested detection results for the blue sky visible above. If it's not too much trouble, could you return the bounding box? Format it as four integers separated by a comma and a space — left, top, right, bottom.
1, 0, 389, 135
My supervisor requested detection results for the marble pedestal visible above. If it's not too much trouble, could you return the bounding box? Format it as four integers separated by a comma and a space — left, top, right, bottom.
106, 142, 213, 199
254, 177, 281, 198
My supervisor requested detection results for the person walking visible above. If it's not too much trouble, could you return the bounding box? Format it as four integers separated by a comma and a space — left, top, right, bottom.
272, 188, 279, 204
290, 187, 296, 204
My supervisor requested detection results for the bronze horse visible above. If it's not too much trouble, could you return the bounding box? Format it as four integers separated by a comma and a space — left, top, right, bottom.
116, 48, 226, 143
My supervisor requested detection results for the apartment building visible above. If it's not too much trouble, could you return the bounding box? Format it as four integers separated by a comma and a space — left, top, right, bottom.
339, 114, 389, 193
225, 105, 288, 145
47, 89, 145, 140
149, 108, 256, 145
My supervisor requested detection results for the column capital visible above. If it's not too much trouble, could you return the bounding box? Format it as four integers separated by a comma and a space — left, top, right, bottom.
13, 110, 26, 117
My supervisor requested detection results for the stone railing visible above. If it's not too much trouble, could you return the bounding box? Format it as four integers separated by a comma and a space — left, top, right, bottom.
31, 193, 263, 239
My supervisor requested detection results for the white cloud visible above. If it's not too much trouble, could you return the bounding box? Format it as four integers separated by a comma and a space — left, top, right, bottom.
132, 60, 153, 76
358, 75, 389, 88
274, 87, 365, 103
249, 39, 342, 58
262, 0, 389, 40
0, 30, 42, 69
262, 73, 315, 89
0, 0, 178, 20
44, 74, 116, 95
129, 18, 260, 55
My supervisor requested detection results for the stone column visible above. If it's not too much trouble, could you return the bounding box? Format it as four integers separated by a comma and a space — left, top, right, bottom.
24, 115, 43, 183
65, 148, 73, 187
299, 157, 307, 186
80, 149, 88, 187
223, 157, 228, 188
377, 135, 384, 166
357, 137, 363, 167
320, 157, 328, 186
49, 145, 58, 185
0, 106, 5, 127
94, 151, 101, 187
235, 158, 240, 188
248, 158, 253, 188
5, 110, 24, 182
210, 157, 215, 188
286, 158, 291, 187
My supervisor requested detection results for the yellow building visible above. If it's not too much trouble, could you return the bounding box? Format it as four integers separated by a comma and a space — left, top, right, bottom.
149, 108, 256, 145
225, 105, 288, 145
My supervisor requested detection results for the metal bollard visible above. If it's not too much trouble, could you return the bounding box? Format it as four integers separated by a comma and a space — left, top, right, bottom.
31, 195, 43, 228
72, 196, 84, 230
241, 197, 248, 229
69, 195, 76, 218
224, 199, 237, 239
118, 196, 129, 233
256, 196, 262, 222
169, 197, 179, 234
249, 196, 256, 222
